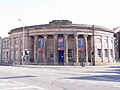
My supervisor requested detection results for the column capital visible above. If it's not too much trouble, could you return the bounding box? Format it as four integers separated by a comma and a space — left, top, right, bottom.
34, 35, 38, 38
43, 34, 48, 38
64, 34, 69, 37
74, 34, 79, 37
83, 34, 88, 37
53, 34, 58, 37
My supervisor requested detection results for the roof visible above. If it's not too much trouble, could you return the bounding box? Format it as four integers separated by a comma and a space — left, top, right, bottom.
8, 20, 113, 34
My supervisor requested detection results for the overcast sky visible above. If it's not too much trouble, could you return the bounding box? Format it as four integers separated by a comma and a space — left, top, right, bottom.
0, 0, 120, 37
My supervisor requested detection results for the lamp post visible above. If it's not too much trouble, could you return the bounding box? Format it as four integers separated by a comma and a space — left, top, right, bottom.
18, 19, 25, 65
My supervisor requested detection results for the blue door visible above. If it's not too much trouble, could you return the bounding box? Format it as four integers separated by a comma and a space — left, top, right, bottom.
58, 51, 64, 65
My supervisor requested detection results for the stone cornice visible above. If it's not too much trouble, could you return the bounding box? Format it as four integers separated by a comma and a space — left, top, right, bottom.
8, 23, 113, 34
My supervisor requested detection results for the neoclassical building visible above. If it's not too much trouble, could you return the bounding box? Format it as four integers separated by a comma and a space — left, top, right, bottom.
8, 20, 115, 65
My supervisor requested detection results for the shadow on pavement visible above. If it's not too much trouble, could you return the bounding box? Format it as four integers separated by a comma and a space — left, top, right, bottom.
0, 75, 37, 79
67, 75, 120, 82
109, 66, 120, 68
66, 66, 120, 82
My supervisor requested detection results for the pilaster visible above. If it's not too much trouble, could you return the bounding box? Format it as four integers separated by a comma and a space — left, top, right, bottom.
107, 37, 110, 62
18, 36, 21, 65
13, 38, 15, 65
101, 36, 104, 62
112, 38, 115, 62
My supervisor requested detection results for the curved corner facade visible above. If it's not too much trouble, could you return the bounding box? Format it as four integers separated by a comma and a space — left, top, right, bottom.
8, 20, 115, 66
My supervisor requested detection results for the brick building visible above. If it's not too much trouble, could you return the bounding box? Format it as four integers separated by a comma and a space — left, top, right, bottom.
8, 20, 115, 66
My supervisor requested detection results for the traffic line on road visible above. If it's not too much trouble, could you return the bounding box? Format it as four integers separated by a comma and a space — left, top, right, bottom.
12, 81, 25, 85
113, 85, 120, 88
0, 80, 45, 90
0, 86, 44, 90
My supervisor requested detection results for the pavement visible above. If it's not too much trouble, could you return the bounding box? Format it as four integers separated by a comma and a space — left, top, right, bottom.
0, 65, 120, 90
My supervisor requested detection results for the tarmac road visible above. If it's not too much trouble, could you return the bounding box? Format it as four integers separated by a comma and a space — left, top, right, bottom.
0, 65, 120, 90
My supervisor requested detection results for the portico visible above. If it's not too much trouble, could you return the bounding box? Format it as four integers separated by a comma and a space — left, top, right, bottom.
29, 34, 90, 66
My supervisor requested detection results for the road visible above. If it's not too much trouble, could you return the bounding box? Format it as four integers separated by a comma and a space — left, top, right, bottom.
0, 65, 120, 90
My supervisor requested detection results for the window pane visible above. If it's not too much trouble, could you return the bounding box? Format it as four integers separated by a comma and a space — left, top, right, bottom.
110, 49, 113, 57
104, 49, 108, 57
97, 49, 101, 57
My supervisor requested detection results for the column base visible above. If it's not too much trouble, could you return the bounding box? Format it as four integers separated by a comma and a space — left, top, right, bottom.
85, 62, 91, 66
64, 62, 80, 66
73, 62, 80, 66
95, 61, 117, 66
54, 62, 58, 65
64, 62, 69, 66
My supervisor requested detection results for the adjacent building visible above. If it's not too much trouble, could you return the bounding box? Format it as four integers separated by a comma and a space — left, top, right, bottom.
114, 27, 120, 60
1, 37, 10, 64
7, 20, 115, 66
0, 37, 2, 63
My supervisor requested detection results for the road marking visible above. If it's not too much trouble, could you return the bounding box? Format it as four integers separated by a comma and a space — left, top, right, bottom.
0, 86, 44, 90
12, 81, 25, 85
113, 85, 120, 88
0, 80, 45, 90
0, 83, 19, 85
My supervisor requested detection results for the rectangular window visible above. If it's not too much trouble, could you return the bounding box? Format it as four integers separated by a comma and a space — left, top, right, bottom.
6, 51, 8, 59
11, 51, 13, 59
15, 51, 18, 59
110, 49, 113, 57
7, 41, 9, 48
68, 49, 72, 58
50, 50, 54, 58
3, 52, 5, 59
15, 40, 18, 48
97, 49, 101, 57
104, 49, 108, 57
3, 41, 6, 49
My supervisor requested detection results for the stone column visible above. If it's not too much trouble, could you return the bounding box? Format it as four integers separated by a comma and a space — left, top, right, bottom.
74, 34, 79, 64
64, 35, 68, 64
34, 36, 38, 64
112, 38, 115, 62
101, 36, 104, 62
13, 38, 15, 65
0, 37, 1, 63
54, 35, 58, 65
18, 36, 21, 65
9, 38, 11, 64
84, 35, 88, 62
107, 37, 110, 62
43, 35, 47, 65
25, 35, 29, 65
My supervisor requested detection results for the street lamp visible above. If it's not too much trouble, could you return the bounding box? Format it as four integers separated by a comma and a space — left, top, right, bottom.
18, 19, 25, 65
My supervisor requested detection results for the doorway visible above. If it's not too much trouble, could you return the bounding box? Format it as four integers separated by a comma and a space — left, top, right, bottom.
58, 50, 64, 65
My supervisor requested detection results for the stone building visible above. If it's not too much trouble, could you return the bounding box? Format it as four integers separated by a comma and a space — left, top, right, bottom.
0, 37, 2, 63
8, 20, 115, 66
1, 37, 10, 64
114, 27, 120, 60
